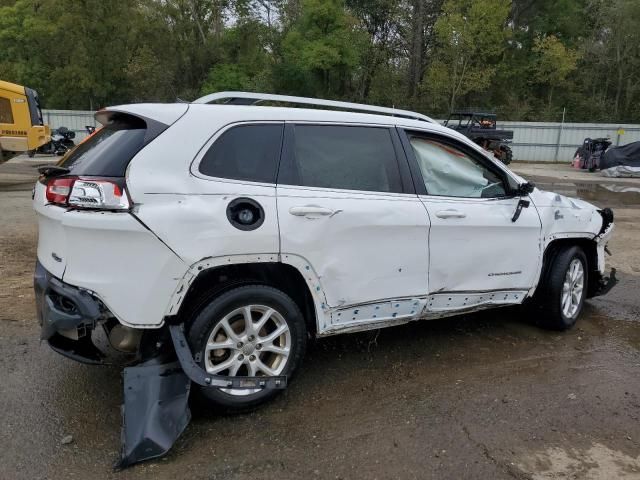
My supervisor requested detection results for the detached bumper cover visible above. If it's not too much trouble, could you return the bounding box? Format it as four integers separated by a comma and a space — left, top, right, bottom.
115, 360, 191, 470
114, 328, 287, 470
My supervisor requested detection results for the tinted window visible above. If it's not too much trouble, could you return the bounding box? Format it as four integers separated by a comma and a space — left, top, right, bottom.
59, 115, 153, 176
287, 125, 402, 193
0, 97, 14, 124
199, 124, 283, 183
409, 135, 506, 198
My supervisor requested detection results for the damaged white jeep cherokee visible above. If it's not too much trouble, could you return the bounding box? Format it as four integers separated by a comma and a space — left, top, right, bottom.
33, 92, 616, 467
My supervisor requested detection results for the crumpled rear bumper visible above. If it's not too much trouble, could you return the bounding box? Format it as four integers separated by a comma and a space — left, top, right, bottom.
34, 260, 106, 363
34, 260, 288, 469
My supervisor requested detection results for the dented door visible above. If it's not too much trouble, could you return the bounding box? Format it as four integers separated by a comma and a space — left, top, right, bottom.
402, 130, 542, 294
423, 196, 541, 292
276, 123, 430, 308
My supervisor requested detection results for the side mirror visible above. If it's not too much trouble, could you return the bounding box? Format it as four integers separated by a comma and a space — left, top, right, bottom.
515, 182, 535, 196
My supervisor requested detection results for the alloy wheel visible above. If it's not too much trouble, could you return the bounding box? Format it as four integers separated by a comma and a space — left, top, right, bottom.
204, 304, 291, 396
561, 259, 585, 319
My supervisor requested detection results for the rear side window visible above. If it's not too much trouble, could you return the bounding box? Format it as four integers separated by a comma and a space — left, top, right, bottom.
59, 114, 156, 177
0, 97, 14, 124
283, 125, 402, 193
199, 124, 284, 183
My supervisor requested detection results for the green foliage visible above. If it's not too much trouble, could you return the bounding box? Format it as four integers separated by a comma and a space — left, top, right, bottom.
532, 36, 579, 86
531, 35, 579, 116
278, 0, 364, 98
201, 64, 251, 92
0, 0, 639, 122
425, 0, 511, 112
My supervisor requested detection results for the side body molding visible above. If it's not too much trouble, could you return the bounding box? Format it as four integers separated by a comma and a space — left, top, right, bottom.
166, 255, 531, 337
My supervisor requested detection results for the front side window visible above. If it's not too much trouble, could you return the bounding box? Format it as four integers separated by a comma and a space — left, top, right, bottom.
199, 124, 283, 183
0, 97, 14, 124
409, 135, 507, 198
287, 125, 402, 193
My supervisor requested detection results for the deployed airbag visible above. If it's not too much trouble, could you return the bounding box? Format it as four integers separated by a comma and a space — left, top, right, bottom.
411, 138, 488, 197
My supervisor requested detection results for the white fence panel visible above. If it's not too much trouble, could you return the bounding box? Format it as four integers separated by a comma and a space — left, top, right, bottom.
499, 121, 640, 162
42, 109, 97, 142
44, 109, 640, 162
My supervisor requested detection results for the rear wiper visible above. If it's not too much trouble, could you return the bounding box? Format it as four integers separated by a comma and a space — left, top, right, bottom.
37, 165, 70, 177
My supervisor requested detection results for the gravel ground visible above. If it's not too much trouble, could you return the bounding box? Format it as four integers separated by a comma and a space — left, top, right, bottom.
1, 158, 639, 479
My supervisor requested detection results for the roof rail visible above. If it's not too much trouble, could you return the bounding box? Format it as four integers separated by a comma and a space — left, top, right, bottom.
193, 91, 434, 123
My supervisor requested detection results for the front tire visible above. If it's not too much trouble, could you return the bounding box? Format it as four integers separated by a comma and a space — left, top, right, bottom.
187, 285, 307, 413
536, 246, 587, 330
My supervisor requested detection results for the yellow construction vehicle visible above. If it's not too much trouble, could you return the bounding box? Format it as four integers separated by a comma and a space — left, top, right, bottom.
0, 80, 51, 163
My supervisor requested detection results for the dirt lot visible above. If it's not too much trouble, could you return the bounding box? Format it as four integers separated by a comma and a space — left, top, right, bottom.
1, 159, 639, 479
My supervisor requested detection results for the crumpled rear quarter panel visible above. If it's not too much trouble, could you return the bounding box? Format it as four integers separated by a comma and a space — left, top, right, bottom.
34, 178, 187, 328
59, 210, 188, 327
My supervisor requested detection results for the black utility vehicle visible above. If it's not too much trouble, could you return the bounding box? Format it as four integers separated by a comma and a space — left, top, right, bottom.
444, 111, 514, 164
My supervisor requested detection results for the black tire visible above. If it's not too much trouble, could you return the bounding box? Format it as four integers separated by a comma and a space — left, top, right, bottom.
187, 285, 307, 413
535, 246, 588, 331
501, 146, 513, 165
27, 150, 36, 158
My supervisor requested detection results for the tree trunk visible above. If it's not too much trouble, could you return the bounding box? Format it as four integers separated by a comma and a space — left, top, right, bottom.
407, 0, 424, 99
614, 40, 623, 120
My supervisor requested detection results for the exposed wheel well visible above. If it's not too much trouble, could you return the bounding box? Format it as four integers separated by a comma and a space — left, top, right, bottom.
539, 238, 599, 298
172, 263, 317, 337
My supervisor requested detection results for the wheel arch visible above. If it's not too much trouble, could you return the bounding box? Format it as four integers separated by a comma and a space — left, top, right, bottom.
536, 238, 599, 299
168, 260, 322, 337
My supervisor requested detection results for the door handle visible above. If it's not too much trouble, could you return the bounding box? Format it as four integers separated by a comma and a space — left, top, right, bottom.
289, 205, 336, 217
435, 209, 466, 219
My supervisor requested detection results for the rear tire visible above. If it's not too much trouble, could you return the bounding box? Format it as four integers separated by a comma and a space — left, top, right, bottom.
534, 246, 587, 331
187, 285, 307, 413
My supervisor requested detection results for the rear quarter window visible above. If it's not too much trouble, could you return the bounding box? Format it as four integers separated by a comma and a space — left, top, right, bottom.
198, 124, 284, 183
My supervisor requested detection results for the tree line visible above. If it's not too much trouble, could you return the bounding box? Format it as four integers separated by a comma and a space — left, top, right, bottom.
1, 0, 638, 122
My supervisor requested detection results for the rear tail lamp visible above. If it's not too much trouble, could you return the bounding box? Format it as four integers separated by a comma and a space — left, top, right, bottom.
45, 177, 130, 210
45, 177, 74, 204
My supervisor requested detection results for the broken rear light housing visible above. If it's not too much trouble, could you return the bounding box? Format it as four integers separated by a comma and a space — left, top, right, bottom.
44, 176, 130, 211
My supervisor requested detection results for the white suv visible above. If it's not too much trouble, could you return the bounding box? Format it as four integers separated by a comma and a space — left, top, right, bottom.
33, 92, 616, 467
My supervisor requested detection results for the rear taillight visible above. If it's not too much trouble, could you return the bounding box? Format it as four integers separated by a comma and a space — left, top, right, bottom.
45, 176, 130, 211
45, 177, 74, 204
